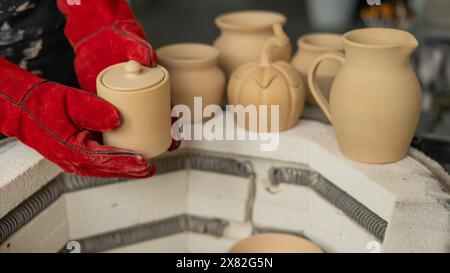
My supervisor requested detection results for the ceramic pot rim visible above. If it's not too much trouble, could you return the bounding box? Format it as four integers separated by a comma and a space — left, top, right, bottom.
343, 28, 419, 49
157, 43, 220, 68
298, 33, 344, 52
97, 64, 169, 93
215, 10, 286, 32
229, 233, 323, 253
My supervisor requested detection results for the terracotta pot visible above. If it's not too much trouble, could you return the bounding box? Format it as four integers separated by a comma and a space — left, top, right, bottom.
97, 60, 172, 159
292, 33, 344, 105
157, 43, 226, 123
214, 10, 292, 77
228, 24, 305, 133
229, 233, 323, 253
308, 28, 422, 164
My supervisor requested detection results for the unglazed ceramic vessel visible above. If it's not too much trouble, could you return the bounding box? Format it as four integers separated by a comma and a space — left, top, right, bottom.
97, 60, 172, 159
157, 43, 226, 123
308, 28, 422, 164
228, 24, 305, 132
292, 33, 344, 105
214, 10, 292, 77
229, 234, 323, 253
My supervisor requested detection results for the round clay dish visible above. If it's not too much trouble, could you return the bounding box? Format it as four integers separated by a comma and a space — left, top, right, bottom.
229, 233, 323, 253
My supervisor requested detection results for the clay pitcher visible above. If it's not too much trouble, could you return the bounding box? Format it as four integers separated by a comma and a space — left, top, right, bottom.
214, 10, 292, 77
292, 33, 344, 105
308, 28, 422, 164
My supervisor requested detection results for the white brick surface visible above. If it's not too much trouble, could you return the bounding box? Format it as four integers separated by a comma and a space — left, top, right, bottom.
187, 170, 251, 221
39, 221, 70, 252
104, 233, 188, 253
382, 197, 449, 253
138, 171, 188, 223
222, 222, 253, 241
0, 198, 68, 253
1, 111, 449, 253
187, 233, 236, 253
105, 233, 236, 253
255, 182, 308, 211
186, 111, 450, 252
188, 193, 248, 222
252, 201, 307, 232
0, 142, 61, 219
66, 171, 188, 239
304, 191, 377, 253
186, 111, 449, 221
188, 171, 251, 200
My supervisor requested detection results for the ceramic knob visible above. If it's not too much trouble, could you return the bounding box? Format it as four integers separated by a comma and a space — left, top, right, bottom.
124, 60, 142, 77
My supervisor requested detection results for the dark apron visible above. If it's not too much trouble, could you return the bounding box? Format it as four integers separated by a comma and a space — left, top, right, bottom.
0, 0, 78, 140
0, 0, 78, 86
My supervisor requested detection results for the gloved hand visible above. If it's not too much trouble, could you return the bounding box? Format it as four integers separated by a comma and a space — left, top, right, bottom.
56, 0, 157, 94
0, 58, 155, 178
57, 0, 180, 152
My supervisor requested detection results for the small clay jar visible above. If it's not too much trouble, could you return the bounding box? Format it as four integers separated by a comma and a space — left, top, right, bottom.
214, 10, 292, 77
292, 33, 344, 105
157, 43, 226, 123
228, 24, 306, 132
229, 233, 323, 253
97, 60, 172, 159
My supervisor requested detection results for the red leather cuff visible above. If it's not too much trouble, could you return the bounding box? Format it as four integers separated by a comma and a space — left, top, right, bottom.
56, 0, 138, 46
0, 58, 45, 103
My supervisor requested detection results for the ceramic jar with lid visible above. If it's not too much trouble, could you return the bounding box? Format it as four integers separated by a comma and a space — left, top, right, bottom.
97, 60, 172, 159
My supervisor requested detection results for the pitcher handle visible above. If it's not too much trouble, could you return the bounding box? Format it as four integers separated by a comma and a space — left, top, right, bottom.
308, 52, 345, 124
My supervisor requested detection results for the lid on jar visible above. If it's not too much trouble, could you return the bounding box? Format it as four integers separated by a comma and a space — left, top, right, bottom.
101, 60, 166, 91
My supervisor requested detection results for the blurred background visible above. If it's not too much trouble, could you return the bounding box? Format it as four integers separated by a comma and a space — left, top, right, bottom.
131, 0, 450, 171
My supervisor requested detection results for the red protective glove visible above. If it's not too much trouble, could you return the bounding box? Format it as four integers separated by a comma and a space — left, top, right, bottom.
56, 0, 157, 93
0, 58, 155, 178
57, 0, 180, 152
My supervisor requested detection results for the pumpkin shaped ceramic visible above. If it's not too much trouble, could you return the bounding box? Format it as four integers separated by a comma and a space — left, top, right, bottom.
228, 24, 306, 132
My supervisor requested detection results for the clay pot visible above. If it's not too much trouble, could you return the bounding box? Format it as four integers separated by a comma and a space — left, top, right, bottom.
157, 43, 226, 123
292, 33, 344, 105
97, 60, 172, 159
308, 28, 422, 164
229, 234, 323, 253
214, 10, 292, 77
228, 24, 305, 132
